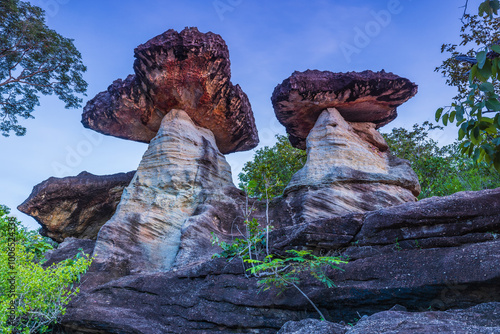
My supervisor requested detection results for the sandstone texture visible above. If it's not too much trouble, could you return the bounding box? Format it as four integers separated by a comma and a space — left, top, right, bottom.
57, 187, 500, 333
18, 171, 135, 242
344, 303, 500, 334
82, 27, 258, 154
278, 318, 348, 334
92, 109, 247, 276
271, 70, 417, 149
279, 303, 500, 334
270, 108, 420, 221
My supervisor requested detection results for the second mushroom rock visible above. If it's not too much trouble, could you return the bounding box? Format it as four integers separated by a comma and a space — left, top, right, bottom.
270, 70, 421, 220
271, 69, 418, 149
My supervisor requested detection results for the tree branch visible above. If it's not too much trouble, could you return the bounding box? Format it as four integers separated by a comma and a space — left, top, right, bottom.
461, 0, 470, 24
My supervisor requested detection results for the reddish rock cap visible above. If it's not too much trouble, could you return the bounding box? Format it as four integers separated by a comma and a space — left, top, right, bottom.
82, 27, 258, 154
271, 70, 417, 149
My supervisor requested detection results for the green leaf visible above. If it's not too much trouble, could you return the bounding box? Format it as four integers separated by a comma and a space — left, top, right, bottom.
492, 45, 500, 54
449, 110, 456, 123
458, 128, 466, 140
456, 105, 464, 122
494, 154, 500, 172
485, 98, 500, 111
495, 113, 500, 127
435, 108, 444, 122
477, 51, 487, 69
469, 64, 478, 83
442, 113, 449, 126
478, 60, 492, 80
479, 82, 495, 92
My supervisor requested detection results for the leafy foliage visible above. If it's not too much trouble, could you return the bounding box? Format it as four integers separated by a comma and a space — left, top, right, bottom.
238, 134, 307, 200
246, 249, 346, 292
211, 218, 267, 260
383, 122, 500, 199
0, 205, 92, 333
436, 0, 500, 170
0, 0, 87, 136
212, 217, 346, 320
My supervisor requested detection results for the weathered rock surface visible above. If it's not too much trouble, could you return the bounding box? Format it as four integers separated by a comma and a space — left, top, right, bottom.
57, 188, 500, 333
82, 27, 258, 154
271, 70, 417, 149
18, 171, 135, 242
279, 303, 500, 334
92, 109, 247, 276
344, 302, 500, 334
278, 318, 347, 334
272, 108, 420, 222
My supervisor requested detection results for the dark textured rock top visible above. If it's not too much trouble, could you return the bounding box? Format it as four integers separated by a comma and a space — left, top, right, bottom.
18, 171, 135, 242
271, 70, 417, 149
82, 27, 259, 154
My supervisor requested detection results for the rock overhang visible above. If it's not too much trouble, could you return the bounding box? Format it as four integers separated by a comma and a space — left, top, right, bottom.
82, 27, 259, 154
271, 69, 418, 149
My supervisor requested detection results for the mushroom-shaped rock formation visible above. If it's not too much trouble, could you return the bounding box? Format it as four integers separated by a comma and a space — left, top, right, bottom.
92, 109, 248, 275
82, 27, 258, 154
18, 171, 135, 243
279, 108, 420, 220
271, 70, 417, 149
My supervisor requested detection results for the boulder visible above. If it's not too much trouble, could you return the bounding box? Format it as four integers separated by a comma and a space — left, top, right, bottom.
271, 70, 417, 149
58, 188, 500, 333
82, 27, 258, 154
92, 109, 248, 276
272, 108, 420, 221
18, 171, 135, 242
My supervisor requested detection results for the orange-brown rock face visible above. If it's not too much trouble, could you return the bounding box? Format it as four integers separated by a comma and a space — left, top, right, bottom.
271, 70, 417, 149
82, 27, 258, 154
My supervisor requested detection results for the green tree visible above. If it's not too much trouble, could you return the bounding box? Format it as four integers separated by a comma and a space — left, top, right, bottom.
238, 134, 307, 200
0, 205, 92, 333
383, 122, 500, 199
436, 0, 500, 170
0, 0, 87, 136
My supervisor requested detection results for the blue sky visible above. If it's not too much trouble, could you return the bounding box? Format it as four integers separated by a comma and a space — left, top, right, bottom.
2, 0, 472, 230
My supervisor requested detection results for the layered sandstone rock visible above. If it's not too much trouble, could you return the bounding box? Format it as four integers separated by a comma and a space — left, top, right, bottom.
271, 70, 417, 149
82, 27, 258, 154
279, 303, 500, 334
58, 188, 500, 333
275, 108, 420, 221
18, 171, 135, 242
92, 109, 246, 275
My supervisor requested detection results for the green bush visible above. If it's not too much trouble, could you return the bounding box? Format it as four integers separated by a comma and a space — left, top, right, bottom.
382, 122, 500, 199
0, 205, 92, 333
238, 134, 307, 200
212, 217, 346, 320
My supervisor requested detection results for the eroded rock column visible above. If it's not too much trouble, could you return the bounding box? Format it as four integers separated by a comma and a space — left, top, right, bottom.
93, 109, 235, 274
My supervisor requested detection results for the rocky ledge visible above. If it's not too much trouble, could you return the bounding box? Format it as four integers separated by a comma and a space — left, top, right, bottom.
18, 171, 135, 242
54, 187, 500, 333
